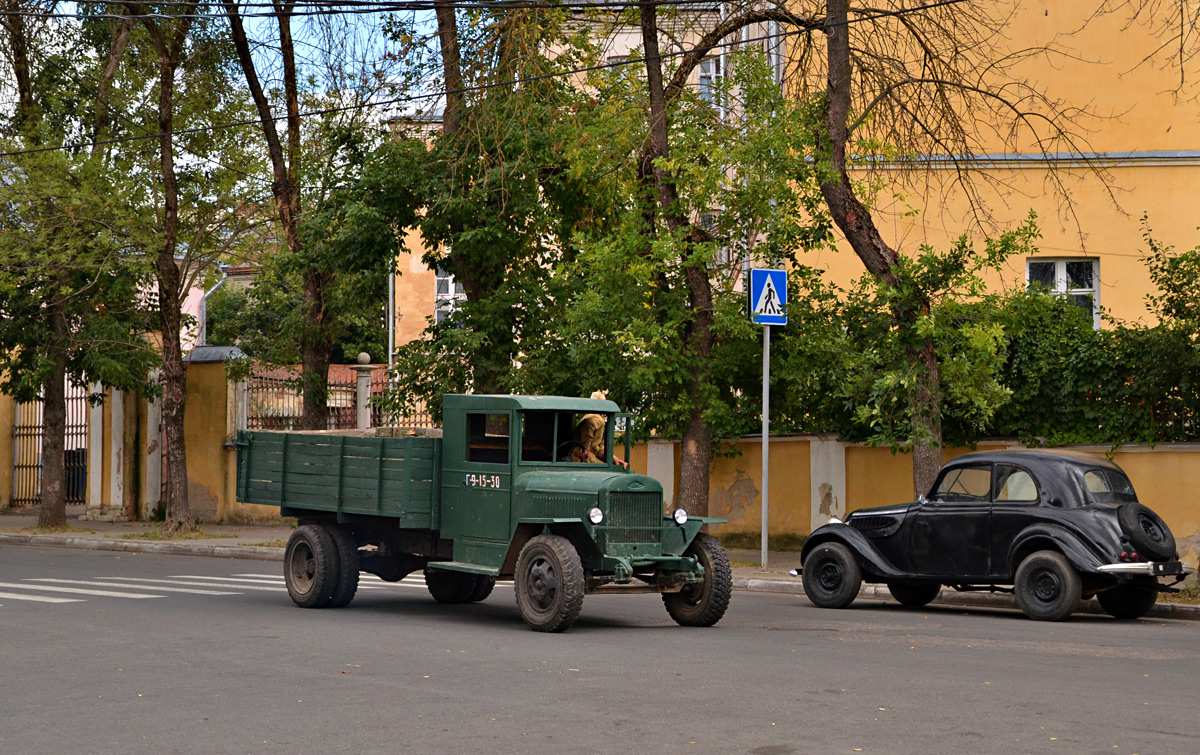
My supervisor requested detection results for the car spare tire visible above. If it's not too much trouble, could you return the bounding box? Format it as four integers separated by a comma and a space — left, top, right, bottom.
1117, 503, 1175, 562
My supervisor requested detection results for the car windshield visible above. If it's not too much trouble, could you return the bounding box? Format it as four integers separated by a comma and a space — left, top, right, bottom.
930, 465, 991, 502
1084, 469, 1137, 503
519, 410, 610, 464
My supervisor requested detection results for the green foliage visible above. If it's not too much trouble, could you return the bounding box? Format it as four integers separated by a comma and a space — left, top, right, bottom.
0, 149, 161, 399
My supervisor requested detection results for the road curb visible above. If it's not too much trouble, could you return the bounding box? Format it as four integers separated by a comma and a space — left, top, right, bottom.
0, 533, 285, 562
731, 574, 1200, 620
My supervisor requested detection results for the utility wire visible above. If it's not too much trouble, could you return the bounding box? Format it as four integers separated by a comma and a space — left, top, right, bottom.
0, 0, 969, 159
5, 0, 769, 21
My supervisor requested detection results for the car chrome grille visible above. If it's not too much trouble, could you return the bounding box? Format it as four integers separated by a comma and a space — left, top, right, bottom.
598, 491, 663, 545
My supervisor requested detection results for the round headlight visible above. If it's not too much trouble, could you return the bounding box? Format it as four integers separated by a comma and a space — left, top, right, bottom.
673, 508, 688, 525
587, 507, 604, 525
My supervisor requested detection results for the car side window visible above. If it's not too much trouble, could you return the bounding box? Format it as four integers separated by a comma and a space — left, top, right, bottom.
930, 465, 992, 503
995, 464, 1038, 502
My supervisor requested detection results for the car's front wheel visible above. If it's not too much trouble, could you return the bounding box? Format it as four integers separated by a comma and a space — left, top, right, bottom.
1014, 550, 1081, 621
514, 535, 585, 632
887, 582, 941, 608
1097, 578, 1158, 620
801, 542, 862, 609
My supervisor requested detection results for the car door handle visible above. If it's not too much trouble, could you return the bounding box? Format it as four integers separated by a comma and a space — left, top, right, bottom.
916, 520, 930, 527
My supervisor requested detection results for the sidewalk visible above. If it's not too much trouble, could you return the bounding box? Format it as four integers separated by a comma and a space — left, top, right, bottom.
2, 509, 1197, 621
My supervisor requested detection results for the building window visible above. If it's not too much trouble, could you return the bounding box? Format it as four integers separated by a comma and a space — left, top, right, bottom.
698, 57, 722, 104
1027, 258, 1100, 328
435, 267, 466, 324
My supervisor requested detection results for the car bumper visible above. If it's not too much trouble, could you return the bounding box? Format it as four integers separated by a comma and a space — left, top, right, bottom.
1096, 561, 1197, 577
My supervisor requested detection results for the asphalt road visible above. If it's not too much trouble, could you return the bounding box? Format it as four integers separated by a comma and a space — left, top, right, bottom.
2, 545, 1198, 755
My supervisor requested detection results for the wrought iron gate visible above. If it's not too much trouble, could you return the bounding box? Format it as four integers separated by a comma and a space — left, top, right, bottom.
11, 384, 90, 506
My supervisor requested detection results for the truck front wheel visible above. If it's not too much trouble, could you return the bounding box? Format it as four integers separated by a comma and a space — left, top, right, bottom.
514, 535, 585, 632
662, 533, 733, 627
284, 525, 339, 608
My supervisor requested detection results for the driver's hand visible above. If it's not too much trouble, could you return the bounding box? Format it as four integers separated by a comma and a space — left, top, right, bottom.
616, 458, 629, 470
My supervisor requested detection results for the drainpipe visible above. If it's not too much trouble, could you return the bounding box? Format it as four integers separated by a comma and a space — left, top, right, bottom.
198, 261, 230, 346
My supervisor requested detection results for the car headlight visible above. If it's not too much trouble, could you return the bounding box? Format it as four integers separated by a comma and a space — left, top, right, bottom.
673, 508, 688, 525
588, 507, 604, 525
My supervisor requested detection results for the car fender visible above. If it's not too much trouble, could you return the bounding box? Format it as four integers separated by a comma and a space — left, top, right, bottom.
1006, 523, 1106, 576
799, 524, 907, 580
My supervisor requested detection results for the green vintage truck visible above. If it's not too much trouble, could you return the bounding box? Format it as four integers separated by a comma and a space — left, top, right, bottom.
235, 394, 732, 632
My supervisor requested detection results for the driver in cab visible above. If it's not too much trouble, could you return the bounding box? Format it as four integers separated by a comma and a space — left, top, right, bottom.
571, 391, 628, 469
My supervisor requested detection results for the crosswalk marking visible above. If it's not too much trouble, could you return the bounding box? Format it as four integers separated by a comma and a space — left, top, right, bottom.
0, 590, 83, 604
94, 577, 283, 592
2, 570, 449, 609
0, 581, 164, 599
29, 579, 238, 596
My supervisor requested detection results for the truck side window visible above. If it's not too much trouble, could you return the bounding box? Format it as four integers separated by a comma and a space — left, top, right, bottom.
467, 413, 509, 464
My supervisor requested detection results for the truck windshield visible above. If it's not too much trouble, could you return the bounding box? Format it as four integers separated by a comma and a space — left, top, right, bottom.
520, 410, 610, 464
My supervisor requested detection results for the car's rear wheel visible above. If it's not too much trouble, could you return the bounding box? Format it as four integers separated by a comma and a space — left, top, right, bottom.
1097, 578, 1159, 620
1014, 550, 1081, 621
468, 575, 496, 603
662, 533, 733, 627
324, 524, 360, 608
284, 525, 339, 608
425, 569, 477, 604
886, 582, 941, 608
801, 542, 862, 609
1117, 503, 1176, 562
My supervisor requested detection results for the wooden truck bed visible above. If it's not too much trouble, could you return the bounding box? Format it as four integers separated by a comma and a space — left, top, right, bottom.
235, 430, 440, 527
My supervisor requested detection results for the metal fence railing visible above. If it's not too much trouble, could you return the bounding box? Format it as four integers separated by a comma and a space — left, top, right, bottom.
245, 365, 434, 431
11, 382, 90, 506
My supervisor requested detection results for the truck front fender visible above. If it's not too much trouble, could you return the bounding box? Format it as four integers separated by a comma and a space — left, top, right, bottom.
798, 524, 907, 580
500, 519, 606, 577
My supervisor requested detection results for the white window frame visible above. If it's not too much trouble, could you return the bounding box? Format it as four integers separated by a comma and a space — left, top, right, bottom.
698, 56, 723, 105
435, 267, 466, 324
1025, 258, 1100, 329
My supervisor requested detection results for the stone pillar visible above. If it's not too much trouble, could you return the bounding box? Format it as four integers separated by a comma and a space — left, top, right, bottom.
86, 383, 103, 517
144, 374, 162, 519
810, 436, 847, 527
351, 353, 378, 431
109, 389, 124, 515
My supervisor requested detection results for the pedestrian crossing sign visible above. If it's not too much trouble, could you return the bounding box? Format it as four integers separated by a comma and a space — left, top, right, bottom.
749, 268, 787, 326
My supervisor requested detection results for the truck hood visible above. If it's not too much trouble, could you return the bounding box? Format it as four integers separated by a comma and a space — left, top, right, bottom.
514, 470, 663, 497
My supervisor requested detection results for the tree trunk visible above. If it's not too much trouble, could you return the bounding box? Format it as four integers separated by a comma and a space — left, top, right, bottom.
91, 17, 133, 148
820, 0, 942, 496
138, 7, 196, 532
434, 0, 462, 136
639, 2, 714, 516
37, 305, 69, 528
3, 0, 37, 133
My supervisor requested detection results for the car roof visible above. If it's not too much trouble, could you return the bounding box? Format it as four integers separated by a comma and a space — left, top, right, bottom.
944, 448, 1125, 474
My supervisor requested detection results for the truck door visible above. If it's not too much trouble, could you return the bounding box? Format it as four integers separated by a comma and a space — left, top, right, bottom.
439, 411, 513, 546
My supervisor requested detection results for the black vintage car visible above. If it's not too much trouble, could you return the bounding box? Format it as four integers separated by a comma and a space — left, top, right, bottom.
792, 450, 1195, 621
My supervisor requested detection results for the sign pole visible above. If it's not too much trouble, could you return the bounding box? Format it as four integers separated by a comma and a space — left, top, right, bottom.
748, 267, 785, 569
761, 324, 770, 568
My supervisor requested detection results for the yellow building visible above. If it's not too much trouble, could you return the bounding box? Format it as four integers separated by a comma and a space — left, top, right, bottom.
809, 2, 1200, 325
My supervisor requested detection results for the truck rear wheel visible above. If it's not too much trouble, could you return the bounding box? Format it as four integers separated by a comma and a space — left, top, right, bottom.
514, 535, 585, 632
284, 525, 339, 608
323, 524, 360, 608
469, 576, 496, 602
663, 533, 733, 627
425, 569, 477, 604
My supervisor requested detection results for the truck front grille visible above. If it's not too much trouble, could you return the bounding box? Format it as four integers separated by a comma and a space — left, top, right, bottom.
598, 491, 663, 546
